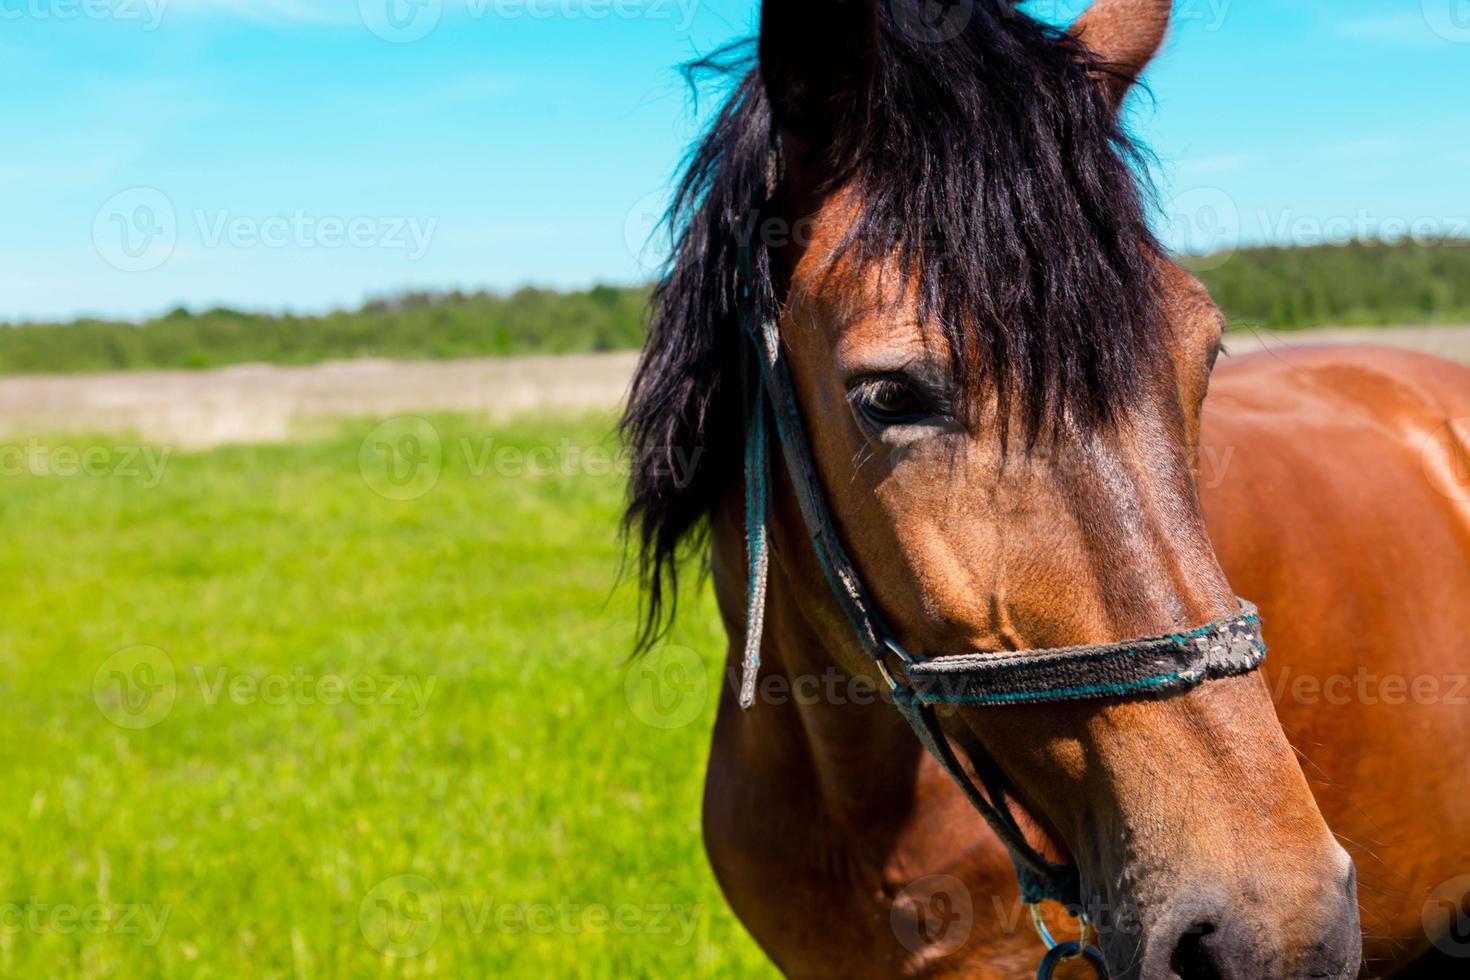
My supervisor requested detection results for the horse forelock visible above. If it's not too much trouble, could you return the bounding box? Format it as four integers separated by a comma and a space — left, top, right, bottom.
621, 0, 1169, 648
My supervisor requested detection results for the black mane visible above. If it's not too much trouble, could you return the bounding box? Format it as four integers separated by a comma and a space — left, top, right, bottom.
621, 1, 1165, 649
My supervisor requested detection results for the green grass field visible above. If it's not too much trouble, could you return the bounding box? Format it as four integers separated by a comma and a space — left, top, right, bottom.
0, 414, 773, 978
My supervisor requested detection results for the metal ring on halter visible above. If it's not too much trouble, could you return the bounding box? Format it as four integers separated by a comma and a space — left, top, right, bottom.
1037, 941, 1108, 979
882, 637, 917, 665
875, 659, 898, 692
876, 637, 916, 692
1032, 905, 1091, 960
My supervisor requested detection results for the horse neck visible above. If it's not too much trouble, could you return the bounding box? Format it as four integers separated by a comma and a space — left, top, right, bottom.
708, 482, 926, 831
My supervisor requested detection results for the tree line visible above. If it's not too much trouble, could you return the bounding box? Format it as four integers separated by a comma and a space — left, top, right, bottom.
1187, 238, 1470, 331
2, 240, 1467, 374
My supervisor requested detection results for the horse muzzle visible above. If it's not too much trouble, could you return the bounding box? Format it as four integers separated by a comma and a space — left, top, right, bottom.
1111, 854, 1362, 980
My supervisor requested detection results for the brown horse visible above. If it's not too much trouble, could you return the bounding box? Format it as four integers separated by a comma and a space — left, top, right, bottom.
622, 1, 1470, 977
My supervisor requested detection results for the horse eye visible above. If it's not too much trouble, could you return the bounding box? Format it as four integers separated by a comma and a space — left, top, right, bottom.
853, 377, 932, 427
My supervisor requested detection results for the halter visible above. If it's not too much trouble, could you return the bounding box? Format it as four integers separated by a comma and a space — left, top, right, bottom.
731, 194, 1269, 960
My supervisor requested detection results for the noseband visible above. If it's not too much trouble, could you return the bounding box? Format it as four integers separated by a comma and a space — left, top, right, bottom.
732, 245, 1269, 928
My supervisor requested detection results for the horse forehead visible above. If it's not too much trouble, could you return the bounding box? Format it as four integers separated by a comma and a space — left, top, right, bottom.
789, 252, 929, 356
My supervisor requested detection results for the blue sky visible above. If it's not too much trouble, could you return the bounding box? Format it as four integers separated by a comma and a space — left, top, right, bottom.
1, 0, 1466, 321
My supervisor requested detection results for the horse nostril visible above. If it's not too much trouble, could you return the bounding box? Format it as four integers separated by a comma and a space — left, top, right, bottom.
1144, 866, 1362, 980
1168, 920, 1226, 980
1140, 896, 1244, 980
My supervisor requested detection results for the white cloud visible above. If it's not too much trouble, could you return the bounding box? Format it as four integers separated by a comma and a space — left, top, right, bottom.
1337, 13, 1444, 45
157, 0, 361, 25
1326, 138, 1405, 157
1178, 153, 1252, 177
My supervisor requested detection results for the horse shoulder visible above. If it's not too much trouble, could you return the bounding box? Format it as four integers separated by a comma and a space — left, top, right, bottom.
1197, 344, 1470, 968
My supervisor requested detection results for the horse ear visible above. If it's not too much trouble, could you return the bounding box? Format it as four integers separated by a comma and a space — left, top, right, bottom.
1068, 0, 1172, 111
760, 0, 879, 149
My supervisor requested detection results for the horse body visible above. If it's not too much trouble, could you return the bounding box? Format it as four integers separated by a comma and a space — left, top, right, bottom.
702, 346, 1470, 978
1207, 346, 1470, 970
624, 1, 1469, 974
